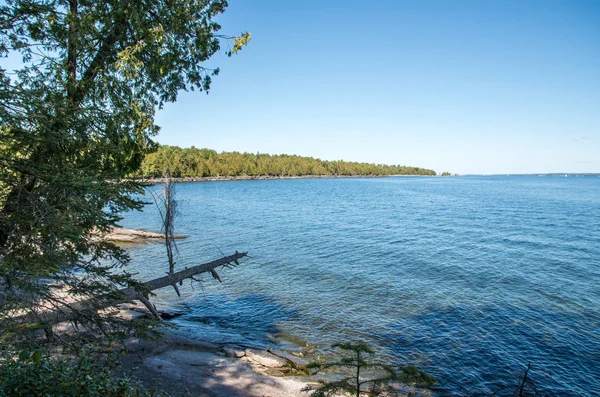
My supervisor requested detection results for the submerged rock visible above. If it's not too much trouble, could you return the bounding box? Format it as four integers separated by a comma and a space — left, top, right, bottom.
245, 348, 288, 368
268, 348, 310, 370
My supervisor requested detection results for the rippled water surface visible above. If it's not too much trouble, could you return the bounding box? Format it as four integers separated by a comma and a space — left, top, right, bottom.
121, 176, 600, 396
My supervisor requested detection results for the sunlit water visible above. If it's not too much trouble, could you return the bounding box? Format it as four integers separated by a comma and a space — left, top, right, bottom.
120, 176, 600, 396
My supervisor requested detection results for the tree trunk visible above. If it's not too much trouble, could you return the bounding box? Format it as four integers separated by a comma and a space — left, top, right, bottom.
67, 0, 78, 104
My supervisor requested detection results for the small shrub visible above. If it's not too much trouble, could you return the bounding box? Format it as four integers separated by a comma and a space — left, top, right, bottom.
0, 348, 167, 397
302, 341, 436, 397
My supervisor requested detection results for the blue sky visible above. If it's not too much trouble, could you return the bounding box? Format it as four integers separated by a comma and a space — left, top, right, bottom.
3, 1, 597, 174
153, 0, 599, 174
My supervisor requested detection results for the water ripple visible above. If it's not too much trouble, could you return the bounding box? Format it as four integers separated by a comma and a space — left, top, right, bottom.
122, 176, 600, 396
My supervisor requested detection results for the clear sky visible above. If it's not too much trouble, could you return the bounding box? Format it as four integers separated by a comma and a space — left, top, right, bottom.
97, 2, 600, 173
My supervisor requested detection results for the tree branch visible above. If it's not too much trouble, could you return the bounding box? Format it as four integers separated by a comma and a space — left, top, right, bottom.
73, 18, 127, 105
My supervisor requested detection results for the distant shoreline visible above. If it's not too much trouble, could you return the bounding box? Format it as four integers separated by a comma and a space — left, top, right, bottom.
140, 174, 434, 184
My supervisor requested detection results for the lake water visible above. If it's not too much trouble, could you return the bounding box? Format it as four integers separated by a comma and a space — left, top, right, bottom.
121, 176, 600, 396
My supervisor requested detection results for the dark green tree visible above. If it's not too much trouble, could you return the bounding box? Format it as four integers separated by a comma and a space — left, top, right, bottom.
302, 342, 436, 397
0, 0, 249, 343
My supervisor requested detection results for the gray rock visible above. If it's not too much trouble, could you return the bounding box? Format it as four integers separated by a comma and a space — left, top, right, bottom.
128, 307, 183, 320
144, 357, 183, 380
163, 333, 221, 352
223, 345, 246, 358
124, 337, 169, 355
245, 348, 288, 368
267, 348, 309, 370
134, 349, 308, 396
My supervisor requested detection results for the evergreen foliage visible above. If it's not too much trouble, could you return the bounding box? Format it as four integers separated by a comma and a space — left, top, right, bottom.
0, 0, 248, 343
141, 146, 437, 178
302, 341, 436, 397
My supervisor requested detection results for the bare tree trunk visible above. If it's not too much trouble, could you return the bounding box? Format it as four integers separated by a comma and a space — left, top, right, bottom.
151, 175, 180, 298
162, 177, 177, 275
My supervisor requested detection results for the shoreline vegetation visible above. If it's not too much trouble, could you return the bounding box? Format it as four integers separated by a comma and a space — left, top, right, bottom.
139, 146, 437, 178
141, 174, 425, 184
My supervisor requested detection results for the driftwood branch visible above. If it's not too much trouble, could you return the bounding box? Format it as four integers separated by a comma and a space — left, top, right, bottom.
7, 251, 248, 327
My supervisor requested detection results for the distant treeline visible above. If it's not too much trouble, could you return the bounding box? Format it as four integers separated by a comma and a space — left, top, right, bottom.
140, 146, 437, 177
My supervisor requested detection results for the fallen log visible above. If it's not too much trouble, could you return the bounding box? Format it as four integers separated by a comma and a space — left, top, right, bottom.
5, 251, 248, 327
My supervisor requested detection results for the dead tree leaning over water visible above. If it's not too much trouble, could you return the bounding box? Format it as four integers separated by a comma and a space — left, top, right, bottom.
150, 175, 180, 297
4, 251, 248, 328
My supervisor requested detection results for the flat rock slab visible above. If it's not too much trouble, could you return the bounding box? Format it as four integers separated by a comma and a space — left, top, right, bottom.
141, 349, 308, 397
245, 348, 289, 368
124, 333, 222, 357
223, 345, 246, 358
103, 227, 187, 243
162, 333, 222, 352
124, 337, 164, 355
268, 348, 310, 370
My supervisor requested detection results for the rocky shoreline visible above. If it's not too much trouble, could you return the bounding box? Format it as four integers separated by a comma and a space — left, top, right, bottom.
104, 231, 314, 396
102, 227, 187, 243
119, 304, 314, 397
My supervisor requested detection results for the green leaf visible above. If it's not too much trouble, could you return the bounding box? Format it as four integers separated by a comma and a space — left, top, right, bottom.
31, 349, 42, 364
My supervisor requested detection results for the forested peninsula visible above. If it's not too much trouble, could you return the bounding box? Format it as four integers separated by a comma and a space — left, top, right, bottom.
140, 146, 437, 178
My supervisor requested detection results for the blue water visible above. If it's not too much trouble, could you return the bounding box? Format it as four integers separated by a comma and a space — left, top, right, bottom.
121, 176, 600, 396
